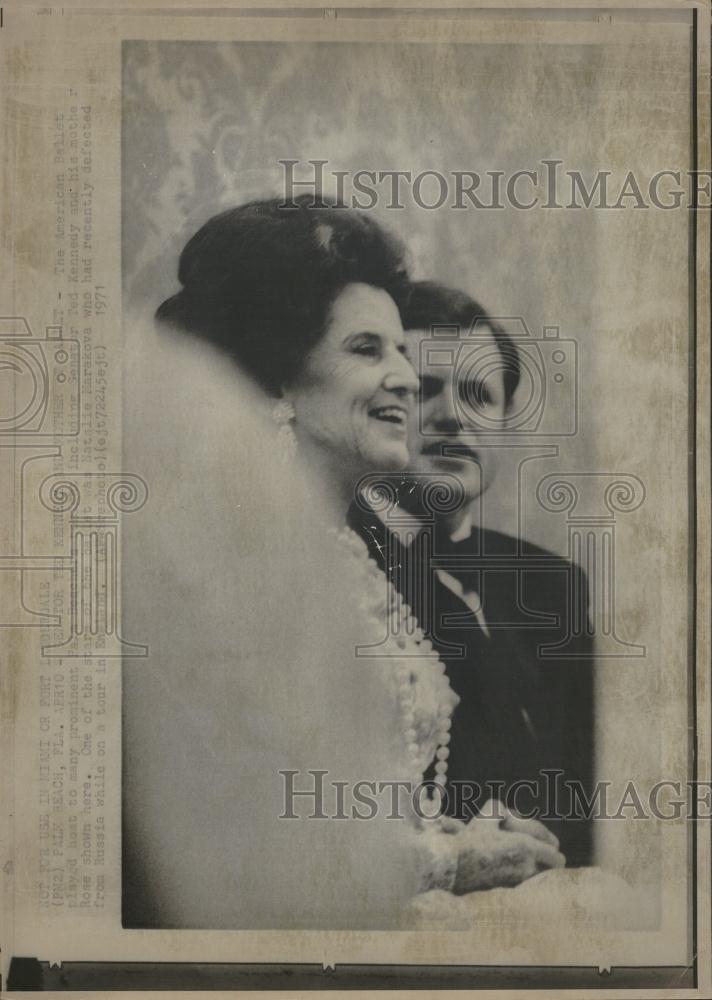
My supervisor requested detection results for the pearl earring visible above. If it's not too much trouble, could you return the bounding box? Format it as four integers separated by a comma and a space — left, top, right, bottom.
272, 399, 295, 426
272, 399, 297, 460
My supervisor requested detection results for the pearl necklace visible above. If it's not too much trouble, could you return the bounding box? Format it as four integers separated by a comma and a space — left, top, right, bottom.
331, 525, 457, 791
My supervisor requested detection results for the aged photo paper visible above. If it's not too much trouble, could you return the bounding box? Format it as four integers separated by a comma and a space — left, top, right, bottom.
1, 0, 710, 994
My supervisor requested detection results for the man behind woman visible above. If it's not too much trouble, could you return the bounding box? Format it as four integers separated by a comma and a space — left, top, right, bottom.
123, 195, 568, 929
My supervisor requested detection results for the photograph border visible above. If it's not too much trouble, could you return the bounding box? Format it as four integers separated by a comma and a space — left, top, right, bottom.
2, 1, 710, 993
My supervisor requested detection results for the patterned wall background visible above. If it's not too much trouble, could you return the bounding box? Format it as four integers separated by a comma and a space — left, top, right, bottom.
121, 28, 693, 890
122, 35, 689, 554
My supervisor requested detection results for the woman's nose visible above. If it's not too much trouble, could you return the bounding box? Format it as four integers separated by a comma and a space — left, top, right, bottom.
383, 351, 420, 395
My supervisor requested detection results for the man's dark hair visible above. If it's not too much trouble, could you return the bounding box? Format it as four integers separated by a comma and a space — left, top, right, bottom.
401, 280, 521, 408
156, 194, 410, 396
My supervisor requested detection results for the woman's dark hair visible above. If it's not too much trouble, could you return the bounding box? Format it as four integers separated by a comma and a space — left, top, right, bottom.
401, 280, 521, 408
156, 194, 410, 396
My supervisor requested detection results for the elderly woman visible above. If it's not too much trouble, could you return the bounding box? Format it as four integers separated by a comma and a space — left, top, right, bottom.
155, 196, 421, 515
122, 195, 562, 930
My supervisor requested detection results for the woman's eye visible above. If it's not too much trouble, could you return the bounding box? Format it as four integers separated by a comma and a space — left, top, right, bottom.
352, 342, 379, 358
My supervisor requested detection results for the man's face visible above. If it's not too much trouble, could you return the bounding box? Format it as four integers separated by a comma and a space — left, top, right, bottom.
405, 326, 507, 505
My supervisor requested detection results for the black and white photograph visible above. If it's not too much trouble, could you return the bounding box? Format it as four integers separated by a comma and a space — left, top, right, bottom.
0, 2, 709, 993
120, 20, 691, 937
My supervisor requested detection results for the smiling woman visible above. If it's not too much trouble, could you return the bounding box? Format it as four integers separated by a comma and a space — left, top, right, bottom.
155, 195, 419, 511
285, 281, 419, 502
123, 195, 468, 928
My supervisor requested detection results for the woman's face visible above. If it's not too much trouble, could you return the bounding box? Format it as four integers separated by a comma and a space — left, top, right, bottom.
287, 282, 420, 479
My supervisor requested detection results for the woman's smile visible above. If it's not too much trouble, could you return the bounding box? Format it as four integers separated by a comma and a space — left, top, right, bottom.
368, 403, 409, 432
287, 282, 419, 477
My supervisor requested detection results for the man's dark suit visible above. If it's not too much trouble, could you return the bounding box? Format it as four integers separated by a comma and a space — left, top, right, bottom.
348, 501, 595, 867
